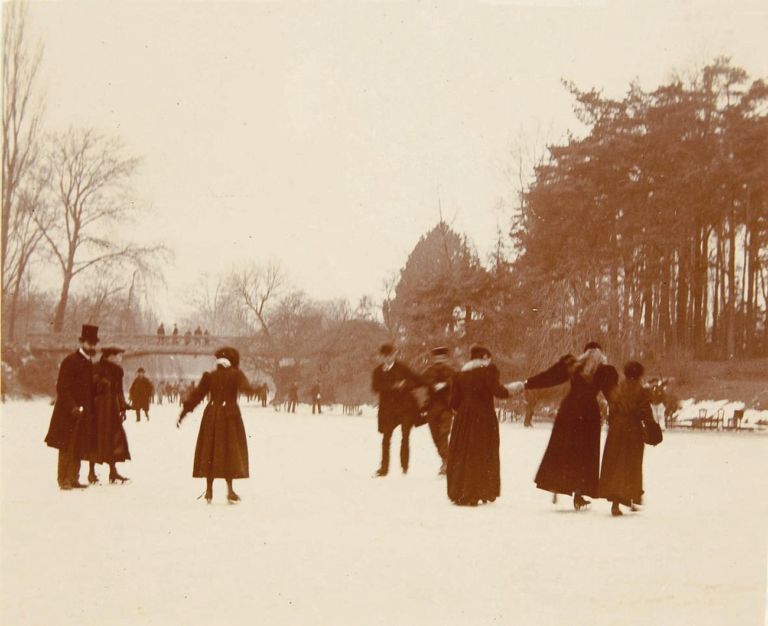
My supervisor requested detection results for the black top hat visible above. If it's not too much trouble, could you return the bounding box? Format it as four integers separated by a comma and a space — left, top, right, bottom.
214, 346, 240, 368
379, 343, 395, 356
430, 346, 449, 357
100, 346, 125, 358
79, 324, 100, 344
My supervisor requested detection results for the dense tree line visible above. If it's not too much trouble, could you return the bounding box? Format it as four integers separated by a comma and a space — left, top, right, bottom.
389, 59, 767, 370
515, 58, 767, 361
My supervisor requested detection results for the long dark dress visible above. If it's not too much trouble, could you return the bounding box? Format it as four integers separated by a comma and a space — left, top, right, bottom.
525, 356, 616, 498
92, 360, 131, 463
447, 360, 509, 504
599, 379, 653, 506
182, 366, 251, 479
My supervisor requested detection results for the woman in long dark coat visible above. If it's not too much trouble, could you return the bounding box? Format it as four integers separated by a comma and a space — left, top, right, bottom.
599, 361, 654, 516
177, 347, 253, 504
88, 347, 131, 484
519, 342, 617, 511
447, 345, 515, 506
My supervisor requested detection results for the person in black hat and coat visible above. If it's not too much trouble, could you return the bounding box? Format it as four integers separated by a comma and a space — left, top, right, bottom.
371, 343, 423, 477
509, 342, 618, 511
599, 360, 654, 516
129, 368, 154, 421
88, 346, 131, 484
420, 346, 456, 475
44, 324, 99, 490
447, 345, 518, 505
177, 347, 257, 503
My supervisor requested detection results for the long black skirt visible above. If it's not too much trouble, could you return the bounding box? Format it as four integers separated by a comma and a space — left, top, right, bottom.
447, 412, 500, 504
193, 404, 249, 479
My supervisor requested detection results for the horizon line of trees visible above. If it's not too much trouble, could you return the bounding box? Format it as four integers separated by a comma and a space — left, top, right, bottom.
3, 0, 765, 394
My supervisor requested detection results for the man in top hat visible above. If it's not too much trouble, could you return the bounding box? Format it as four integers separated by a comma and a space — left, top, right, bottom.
44, 324, 99, 490
371, 343, 423, 477
420, 346, 456, 475
129, 368, 154, 422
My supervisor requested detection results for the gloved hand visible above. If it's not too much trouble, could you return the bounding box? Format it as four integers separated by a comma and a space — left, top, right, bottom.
177, 409, 189, 428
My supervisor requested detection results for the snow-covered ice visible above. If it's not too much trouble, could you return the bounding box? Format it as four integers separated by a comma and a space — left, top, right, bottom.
1, 400, 767, 626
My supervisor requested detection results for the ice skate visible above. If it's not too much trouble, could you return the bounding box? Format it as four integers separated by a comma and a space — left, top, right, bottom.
109, 472, 129, 484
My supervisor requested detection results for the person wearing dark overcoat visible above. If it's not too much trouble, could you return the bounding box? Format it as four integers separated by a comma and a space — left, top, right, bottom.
44, 324, 100, 490
599, 361, 655, 516
129, 368, 154, 421
420, 346, 456, 475
511, 342, 617, 511
287, 382, 299, 413
371, 343, 423, 477
447, 345, 517, 505
88, 347, 131, 484
310, 379, 322, 414
177, 347, 255, 503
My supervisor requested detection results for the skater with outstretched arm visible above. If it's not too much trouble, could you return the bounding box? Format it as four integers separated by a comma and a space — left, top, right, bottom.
177, 347, 255, 504
508, 342, 618, 511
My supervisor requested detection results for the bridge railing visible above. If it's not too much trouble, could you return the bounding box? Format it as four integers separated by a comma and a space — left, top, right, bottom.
24, 333, 256, 354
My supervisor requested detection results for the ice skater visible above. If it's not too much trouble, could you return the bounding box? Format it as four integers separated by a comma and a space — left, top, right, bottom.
129, 368, 153, 421
88, 346, 131, 484
371, 343, 423, 477
599, 361, 655, 516
44, 324, 99, 490
447, 345, 520, 506
509, 342, 618, 511
420, 346, 455, 475
177, 347, 255, 503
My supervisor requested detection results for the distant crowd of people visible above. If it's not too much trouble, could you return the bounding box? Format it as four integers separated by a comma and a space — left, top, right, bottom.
155, 323, 210, 346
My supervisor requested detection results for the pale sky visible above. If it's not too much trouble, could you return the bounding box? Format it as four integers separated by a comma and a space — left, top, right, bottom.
27, 0, 768, 321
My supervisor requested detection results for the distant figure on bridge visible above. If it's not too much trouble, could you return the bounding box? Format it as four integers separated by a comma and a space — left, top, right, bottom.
44, 324, 99, 490
184, 329, 192, 346
203, 329, 210, 346
172, 324, 179, 345
129, 368, 154, 422
311, 379, 322, 414
258, 383, 268, 407
194, 326, 203, 345
156, 323, 166, 345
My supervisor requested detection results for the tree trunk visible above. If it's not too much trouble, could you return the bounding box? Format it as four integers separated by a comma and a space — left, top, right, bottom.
725, 202, 737, 360
53, 271, 74, 333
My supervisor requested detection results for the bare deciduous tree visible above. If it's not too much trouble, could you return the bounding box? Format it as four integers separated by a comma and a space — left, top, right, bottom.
36, 128, 167, 331
2, 0, 45, 340
230, 260, 285, 345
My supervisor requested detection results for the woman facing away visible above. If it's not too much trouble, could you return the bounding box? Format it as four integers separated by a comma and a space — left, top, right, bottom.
599, 360, 655, 517
177, 347, 254, 504
447, 345, 520, 506
88, 346, 131, 484
510, 342, 618, 511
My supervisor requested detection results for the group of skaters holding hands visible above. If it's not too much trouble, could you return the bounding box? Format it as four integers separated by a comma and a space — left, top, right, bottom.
45, 325, 659, 514
371, 341, 661, 516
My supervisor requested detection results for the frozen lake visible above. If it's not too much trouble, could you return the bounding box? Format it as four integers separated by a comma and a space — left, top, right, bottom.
1, 400, 767, 626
